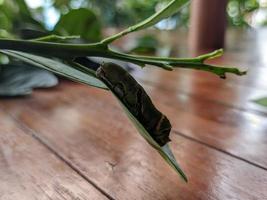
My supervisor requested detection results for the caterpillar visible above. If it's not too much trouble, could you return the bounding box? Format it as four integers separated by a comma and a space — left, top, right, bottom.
96, 62, 171, 146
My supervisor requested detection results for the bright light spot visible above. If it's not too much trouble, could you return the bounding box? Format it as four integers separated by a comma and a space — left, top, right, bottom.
25, 0, 45, 9
250, 9, 267, 28
44, 7, 60, 30
244, 112, 262, 126
155, 18, 177, 30
25, 0, 60, 30
259, 0, 267, 7
70, 0, 84, 9
256, 29, 267, 65
0, 0, 4, 5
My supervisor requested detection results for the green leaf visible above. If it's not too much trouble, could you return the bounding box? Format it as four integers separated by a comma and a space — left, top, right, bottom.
106, 84, 187, 182
253, 97, 267, 107
0, 50, 107, 89
54, 8, 102, 42
101, 0, 189, 44
128, 34, 159, 55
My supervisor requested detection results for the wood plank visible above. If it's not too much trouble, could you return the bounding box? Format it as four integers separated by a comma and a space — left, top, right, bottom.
3, 79, 267, 169
131, 65, 267, 115
1, 83, 267, 199
0, 109, 109, 200
22, 81, 267, 169
143, 84, 267, 169
105, 79, 267, 169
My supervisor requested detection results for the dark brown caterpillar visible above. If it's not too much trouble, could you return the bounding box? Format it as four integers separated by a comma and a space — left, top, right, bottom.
96, 62, 171, 146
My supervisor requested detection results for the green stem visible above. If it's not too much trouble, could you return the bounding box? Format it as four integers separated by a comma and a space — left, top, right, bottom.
0, 39, 107, 58
108, 49, 224, 63
0, 38, 246, 78
171, 62, 246, 78
107, 49, 246, 77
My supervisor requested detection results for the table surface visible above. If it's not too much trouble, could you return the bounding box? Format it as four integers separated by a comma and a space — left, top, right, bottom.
1, 29, 267, 200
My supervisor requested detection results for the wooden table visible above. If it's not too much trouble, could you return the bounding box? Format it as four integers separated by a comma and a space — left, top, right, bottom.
1, 29, 267, 199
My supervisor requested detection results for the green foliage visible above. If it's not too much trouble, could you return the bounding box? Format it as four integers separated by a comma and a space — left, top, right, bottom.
52, 0, 177, 26
253, 97, 267, 107
51, 0, 266, 28
129, 35, 159, 55
54, 8, 102, 42
227, 0, 259, 26
0, 62, 58, 96
0, 0, 45, 36
101, 0, 189, 44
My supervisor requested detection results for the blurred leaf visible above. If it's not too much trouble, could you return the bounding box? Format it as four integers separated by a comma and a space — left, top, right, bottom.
15, 0, 45, 31
0, 50, 107, 89
0, 63, 58, 96
0, 53, 9, 64
101, 0, 189, 44
129, 34, 159, 55
0, 12, 12, 31
227, 0, 260, 27
0, 0, 45, 37
54, 8, 102, 42
253, 97, 267, 107
0, 29, 13, 39
126, 0, 189, 31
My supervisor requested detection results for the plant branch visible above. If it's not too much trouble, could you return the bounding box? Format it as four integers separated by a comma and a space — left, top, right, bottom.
0, 38, 108, 58
0, 38, 246, 77
107, 48, 247, 77
100, 0, 189, 45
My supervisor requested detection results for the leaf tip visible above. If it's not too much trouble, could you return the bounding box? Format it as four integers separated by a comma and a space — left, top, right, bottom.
240, 69, 248, 76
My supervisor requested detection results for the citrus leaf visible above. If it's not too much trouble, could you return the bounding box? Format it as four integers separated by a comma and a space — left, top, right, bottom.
0, 50, 107, 89
253, 97, 267, 107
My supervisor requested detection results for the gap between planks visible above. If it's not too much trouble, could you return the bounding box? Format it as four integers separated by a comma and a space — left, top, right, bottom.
1, 98, 267, 183
173, 130, 267, 171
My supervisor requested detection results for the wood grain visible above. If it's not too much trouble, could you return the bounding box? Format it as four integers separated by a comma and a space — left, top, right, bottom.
0, 109, 109, 200
1, 82, 267, 199
130, 65, 267, 115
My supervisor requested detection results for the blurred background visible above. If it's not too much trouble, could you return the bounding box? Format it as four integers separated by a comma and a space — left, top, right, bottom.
0, 0, 267, 101
0, 0, 266, 45
0, 0, 266, 60
1, 0, 267, 31
0, 0, 266, 57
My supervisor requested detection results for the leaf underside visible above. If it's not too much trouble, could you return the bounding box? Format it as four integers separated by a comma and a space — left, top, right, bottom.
0, 50, 107, 89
